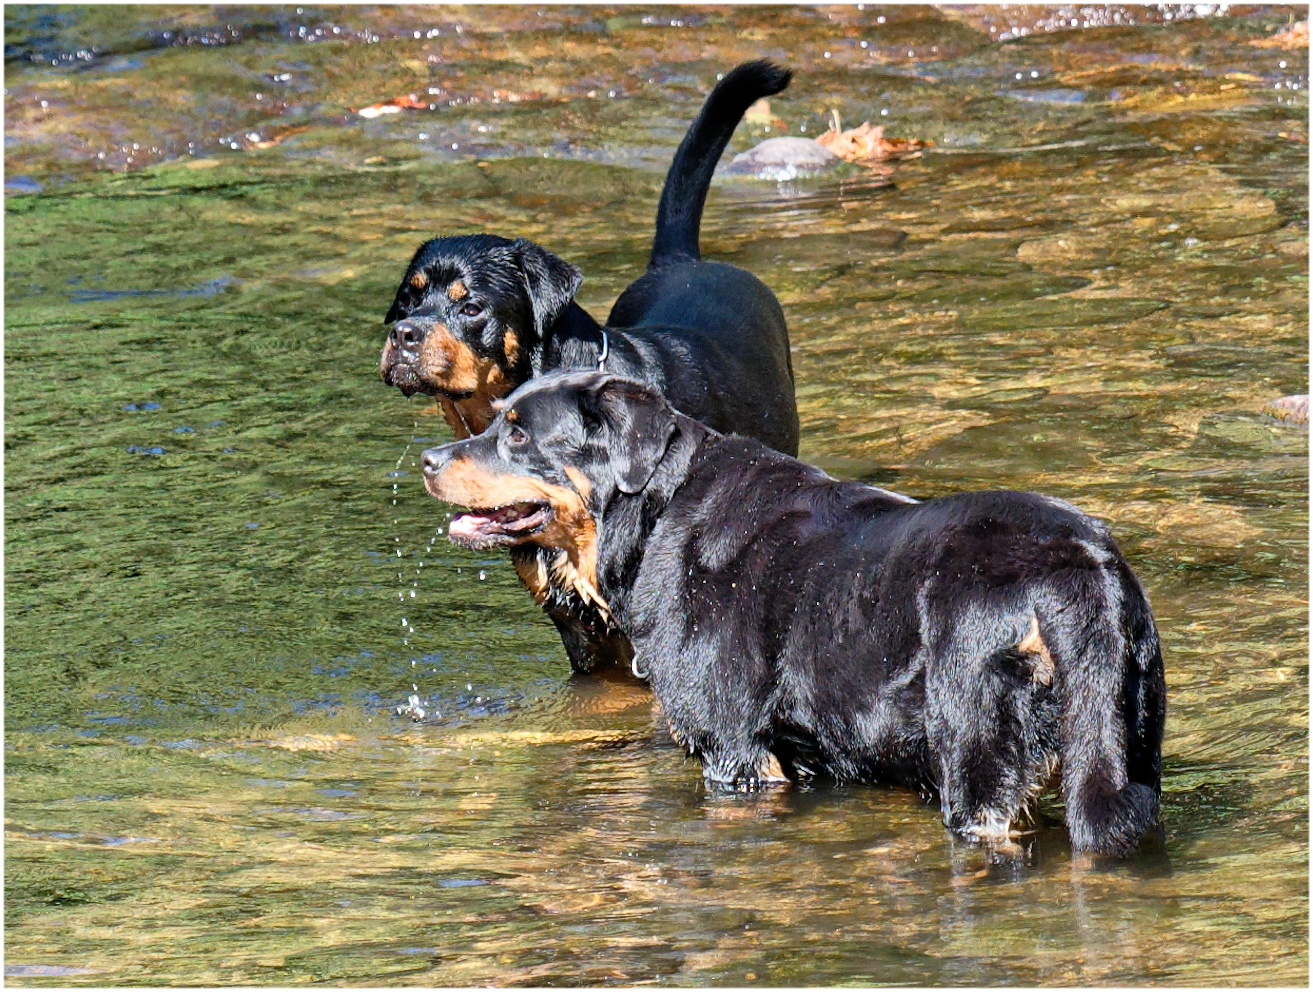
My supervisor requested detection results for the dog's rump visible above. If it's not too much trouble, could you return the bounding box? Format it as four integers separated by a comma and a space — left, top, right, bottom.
657, 472, 1165, 854
795, 488, 1164, 855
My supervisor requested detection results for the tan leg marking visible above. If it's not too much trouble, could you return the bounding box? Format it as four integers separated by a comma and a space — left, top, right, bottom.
758, 752, 790, 784
1018, 616, 1054, 686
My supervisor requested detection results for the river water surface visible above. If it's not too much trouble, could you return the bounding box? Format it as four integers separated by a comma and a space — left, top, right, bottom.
5, 4, 1308, 986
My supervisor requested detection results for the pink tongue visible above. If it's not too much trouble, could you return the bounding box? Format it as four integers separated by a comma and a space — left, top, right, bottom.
447, 514, 489, 541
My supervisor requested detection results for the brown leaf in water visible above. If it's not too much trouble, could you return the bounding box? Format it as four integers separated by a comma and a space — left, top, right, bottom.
1249, 20, 1308, 49
816, 111, 929, 165
355, 93, 430, 118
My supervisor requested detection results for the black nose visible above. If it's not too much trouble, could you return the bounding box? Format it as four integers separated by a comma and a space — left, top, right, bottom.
390, 319, 427, 353
421, 444, 456, 476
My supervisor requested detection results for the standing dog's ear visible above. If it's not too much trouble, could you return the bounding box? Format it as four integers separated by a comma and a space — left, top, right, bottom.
581, 376, 678, 494
513, 238, 583, 339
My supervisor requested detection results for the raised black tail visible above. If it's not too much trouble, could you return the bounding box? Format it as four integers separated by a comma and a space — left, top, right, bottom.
649, 60, 792, 268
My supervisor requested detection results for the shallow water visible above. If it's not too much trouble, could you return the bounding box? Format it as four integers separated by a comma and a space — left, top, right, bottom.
5, 4, 1308, 986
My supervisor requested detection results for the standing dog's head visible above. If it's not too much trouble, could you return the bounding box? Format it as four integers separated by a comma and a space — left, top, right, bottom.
380, 234, 582, 436
420, 372, 688, 609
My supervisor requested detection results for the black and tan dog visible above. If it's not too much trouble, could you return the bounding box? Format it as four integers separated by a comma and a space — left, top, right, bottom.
420, 372, 1167, 856
380, 61, 800, 673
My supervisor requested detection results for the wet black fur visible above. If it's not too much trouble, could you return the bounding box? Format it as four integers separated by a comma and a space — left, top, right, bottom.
386, 61, 800, 674
421, 372, 1167, 856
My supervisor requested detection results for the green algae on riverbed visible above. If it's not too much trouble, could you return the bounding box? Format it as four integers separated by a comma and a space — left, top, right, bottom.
5, 4, 1308, 986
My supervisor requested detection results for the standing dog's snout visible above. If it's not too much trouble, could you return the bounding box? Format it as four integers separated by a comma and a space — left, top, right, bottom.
390, 319, 428, 355
421, 444, 457, 476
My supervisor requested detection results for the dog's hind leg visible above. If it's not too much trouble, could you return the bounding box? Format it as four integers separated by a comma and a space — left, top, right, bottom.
924, 621, 1061, 846
699, 744, 791, 792
1046, 561, 1165, 856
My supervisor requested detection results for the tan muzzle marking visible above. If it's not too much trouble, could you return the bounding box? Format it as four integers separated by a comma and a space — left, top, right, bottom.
431, 458, 607, 618
414, 324, 512, 438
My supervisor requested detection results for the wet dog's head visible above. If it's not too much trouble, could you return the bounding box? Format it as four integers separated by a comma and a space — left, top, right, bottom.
380, 234, 582, 436
420, 372, 682, 570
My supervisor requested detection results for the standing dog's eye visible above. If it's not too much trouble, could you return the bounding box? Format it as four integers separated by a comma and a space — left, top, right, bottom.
461, 302, 483, 317
507, 426, 528, 445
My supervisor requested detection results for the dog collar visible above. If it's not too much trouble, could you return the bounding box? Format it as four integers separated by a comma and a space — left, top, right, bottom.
597, 329, 609, 372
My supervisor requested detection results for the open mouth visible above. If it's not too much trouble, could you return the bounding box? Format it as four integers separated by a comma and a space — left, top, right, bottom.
447, 501, 551, 547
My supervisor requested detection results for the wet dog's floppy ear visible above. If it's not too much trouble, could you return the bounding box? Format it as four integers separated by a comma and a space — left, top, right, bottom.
581, 376, 678, 494
513, 238, 583, 338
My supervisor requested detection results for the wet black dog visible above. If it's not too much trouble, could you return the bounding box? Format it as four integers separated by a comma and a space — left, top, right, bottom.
420, 372, 1167, 856
380, 61, 800, 674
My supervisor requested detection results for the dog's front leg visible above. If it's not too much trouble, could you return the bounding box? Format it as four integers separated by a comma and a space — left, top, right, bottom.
547, 610, 634, 675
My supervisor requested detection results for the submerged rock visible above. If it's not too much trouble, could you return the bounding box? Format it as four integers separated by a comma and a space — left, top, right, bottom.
725, 137, 840, 180
1262, 394, 1308, 425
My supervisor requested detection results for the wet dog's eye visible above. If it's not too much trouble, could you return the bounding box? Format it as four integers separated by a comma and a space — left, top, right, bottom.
460, 302, 483, 318
507, 425, 528, 445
